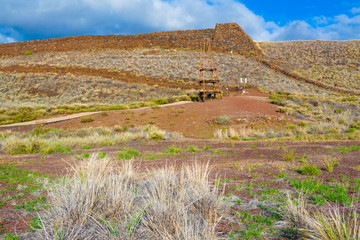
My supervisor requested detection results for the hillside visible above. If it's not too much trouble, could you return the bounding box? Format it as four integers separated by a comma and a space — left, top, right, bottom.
1, 24, 360, 240
258, 40, 360, 91
0, 22, 359, 127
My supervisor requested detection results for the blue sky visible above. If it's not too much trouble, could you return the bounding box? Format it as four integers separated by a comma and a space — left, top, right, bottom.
1, 0, 360, 43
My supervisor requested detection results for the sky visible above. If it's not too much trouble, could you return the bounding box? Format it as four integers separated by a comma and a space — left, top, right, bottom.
1, 0, 360, 43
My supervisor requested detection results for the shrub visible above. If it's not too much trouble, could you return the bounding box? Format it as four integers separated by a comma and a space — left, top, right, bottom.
187, 145, 202, 152
25, 50, 33, 55
216, 115, 231, 125
323, 157, 339, 172
297, 164, 321, 176
153, 98, 168, 105
334, 108, 343, 114
349, 121, 360, 129
283, 148, 295, 161
80, 116, 94, 123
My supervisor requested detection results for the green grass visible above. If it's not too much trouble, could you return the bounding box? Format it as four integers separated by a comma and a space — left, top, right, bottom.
29, 216, 42, 231
117, 149, 141, 160
296, 164, 321, 176
3, 233, 20, 240
229, 212, 281, 239
290, 179, 354, 206
0, 165, 50, 213
334, 145, 360, 153
163, 146, 182, 156
187, 145, 202, 153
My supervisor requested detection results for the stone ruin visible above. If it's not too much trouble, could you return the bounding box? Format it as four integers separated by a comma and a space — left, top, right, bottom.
0, 23, 263, 57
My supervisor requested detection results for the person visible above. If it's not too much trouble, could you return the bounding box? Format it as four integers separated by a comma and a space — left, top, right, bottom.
199, 90, 204, 102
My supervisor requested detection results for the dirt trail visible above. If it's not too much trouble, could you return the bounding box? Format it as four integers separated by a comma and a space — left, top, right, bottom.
0, 101, 192, 129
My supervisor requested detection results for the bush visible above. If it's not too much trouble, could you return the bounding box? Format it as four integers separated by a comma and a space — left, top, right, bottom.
322, 157, 339, 172
283, 148, 295, 161
297, 164, 321, 176
25, 50, 33, 55
80, 116, 94, 123
334, 108, 343, 114
216, 115, 231, 125
153, 98, 168, 105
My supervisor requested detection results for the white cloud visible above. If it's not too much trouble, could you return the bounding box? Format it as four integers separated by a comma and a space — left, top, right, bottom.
0, 0, 360, 43
0, 34, 16, 43
351, 7, 360, 14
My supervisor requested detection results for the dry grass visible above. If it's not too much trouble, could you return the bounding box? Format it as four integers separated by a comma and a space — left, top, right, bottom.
0, 72, 188, 107
1, 48, 331, 97
258, 40, 360, 91
282, 195, 360, 240
1, 126, 177, 154
33, 155, 225, 239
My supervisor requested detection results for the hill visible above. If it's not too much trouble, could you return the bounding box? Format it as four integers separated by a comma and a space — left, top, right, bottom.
258, 40, 360, 91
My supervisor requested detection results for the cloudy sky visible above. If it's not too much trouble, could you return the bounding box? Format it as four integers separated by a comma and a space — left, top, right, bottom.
1, 0, 360, 43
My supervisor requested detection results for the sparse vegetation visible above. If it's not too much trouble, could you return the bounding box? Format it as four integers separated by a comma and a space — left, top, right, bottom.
1, 126, 176, 154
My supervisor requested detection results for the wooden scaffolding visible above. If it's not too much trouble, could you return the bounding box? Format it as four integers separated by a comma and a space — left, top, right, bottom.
198, 41, 222, 101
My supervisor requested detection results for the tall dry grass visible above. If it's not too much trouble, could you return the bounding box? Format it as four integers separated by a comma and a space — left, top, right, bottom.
1, 126, 174, 154
35, 155, 224, 239
282, 195, 360, 240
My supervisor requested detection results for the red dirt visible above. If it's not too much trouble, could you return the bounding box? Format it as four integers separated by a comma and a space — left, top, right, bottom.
1, 138, 359, 236
44, 89, 294, 138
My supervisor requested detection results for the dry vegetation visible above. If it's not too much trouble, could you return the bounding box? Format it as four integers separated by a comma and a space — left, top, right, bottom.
1, 38, 360, 239
1, 48, 331, 95
258, 40, 360, 91
30, 156, 225, 239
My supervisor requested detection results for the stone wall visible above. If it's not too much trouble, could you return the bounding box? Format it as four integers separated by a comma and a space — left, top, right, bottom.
0, 23, 262, 57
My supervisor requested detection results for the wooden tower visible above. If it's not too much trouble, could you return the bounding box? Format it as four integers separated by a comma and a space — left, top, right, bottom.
198, 41, 222, 101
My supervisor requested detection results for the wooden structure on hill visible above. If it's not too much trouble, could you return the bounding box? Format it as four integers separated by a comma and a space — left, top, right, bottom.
198, 42, 222, 101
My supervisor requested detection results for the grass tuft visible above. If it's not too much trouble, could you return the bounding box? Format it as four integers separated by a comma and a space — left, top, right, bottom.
36, 156, 224, 239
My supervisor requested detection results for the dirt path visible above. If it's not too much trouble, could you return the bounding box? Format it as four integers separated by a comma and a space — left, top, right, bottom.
0, 101, 192, 129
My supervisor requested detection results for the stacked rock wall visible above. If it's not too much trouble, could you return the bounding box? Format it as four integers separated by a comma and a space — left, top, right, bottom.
0, 23, 262, 57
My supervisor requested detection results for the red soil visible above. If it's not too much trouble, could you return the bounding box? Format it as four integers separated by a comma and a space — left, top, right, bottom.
46, 89, 293, 137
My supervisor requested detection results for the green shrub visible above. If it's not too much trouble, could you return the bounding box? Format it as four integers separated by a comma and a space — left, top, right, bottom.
297, 164, 321, 176
25, 50, 33, 55
80, 116, 94, 123
349, 121, 360, 129
187, 145, 202, 152
117, 149, 140, 160
322, 157, 339, 173
334, 108, 343, 114
148, 132, 165, 141
153, 98, 168, 105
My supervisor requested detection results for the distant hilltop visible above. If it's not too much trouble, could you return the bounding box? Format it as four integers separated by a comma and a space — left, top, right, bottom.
0, 23, 262, 57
